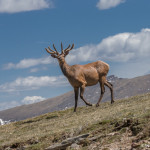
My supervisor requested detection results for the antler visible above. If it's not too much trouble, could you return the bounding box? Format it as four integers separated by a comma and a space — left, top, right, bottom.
64, 43, 74, 53
45, 48, 54, 55
45, 43, 74, 56
61, 43, 74, 54
61, 42, 63, 53
53, 44, 59, 54
45, 44, 59, 55
61, 44, 71, 54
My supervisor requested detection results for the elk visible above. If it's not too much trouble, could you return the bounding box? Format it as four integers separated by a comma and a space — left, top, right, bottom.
45, 43, 114, 112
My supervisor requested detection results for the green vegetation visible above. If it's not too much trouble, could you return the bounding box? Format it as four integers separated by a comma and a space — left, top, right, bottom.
0, 93, 150, 150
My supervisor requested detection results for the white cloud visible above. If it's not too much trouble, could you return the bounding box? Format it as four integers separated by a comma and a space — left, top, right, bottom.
3, 57, 52, 70
0, 101, 20, 111
0, 96, 46, 110
30, 68, 40, 73
30, 66, 48, 73
0, 0, 53, 13
96, 0, 126, 10
3, 28, 150, 78
66, 28, 150, 64
22, 96, 45, 104
0, 75, 68, 92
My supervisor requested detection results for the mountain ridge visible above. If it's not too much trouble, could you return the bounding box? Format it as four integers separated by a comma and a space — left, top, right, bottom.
0, 74, 150, 121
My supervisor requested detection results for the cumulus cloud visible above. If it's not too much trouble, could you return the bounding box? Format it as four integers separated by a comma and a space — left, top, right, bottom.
96, 0, 126, 10
3, 28, 150, 74
3, 57, 52, 70
66, 28, 150, 64
0, 96, 46, 110
0, 75, 68, 92
0, 0, 53, 13
22, 96, 45, 104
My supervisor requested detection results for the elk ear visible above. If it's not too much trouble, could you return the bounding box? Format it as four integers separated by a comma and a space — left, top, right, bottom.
51, 54, 57, 58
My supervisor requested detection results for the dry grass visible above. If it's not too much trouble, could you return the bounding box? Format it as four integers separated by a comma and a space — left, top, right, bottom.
0, 93, 150, 150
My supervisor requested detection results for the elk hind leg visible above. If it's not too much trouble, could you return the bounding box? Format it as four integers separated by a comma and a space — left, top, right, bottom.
104, 81, 114, 104
80, 84, 92, 106
96, 80, 105, 107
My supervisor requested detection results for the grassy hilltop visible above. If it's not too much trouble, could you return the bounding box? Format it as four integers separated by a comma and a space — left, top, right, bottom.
0, 93, 150, 150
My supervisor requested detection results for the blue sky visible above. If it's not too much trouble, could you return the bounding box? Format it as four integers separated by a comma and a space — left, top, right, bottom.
0, 0, 150, 111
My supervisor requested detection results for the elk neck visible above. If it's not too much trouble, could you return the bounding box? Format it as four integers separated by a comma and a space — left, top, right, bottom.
59, 59, 71, 77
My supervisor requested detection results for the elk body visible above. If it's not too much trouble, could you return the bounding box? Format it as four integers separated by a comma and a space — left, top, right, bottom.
45, 43, 114, 112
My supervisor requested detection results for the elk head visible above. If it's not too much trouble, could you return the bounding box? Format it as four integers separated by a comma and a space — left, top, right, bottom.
45, 43, 74, 63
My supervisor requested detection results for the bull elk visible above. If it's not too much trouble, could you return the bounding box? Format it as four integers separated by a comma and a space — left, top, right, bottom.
45, 43, 114, 112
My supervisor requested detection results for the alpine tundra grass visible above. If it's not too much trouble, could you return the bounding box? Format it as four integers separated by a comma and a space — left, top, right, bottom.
0, 93, 150, 149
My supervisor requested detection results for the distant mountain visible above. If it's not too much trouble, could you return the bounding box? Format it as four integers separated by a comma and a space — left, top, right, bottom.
0, 74, 150, 121
145, 70, 150, 75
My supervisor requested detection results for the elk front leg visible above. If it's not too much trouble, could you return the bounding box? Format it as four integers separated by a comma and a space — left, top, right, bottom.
74, 87, 79, 112
80, 84, 92, 106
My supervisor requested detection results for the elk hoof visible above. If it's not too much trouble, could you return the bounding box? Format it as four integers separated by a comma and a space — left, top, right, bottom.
96, 103, 99, 107
86, 103, 92, 106
111, 100, 115, 104
89, 103, 93, 106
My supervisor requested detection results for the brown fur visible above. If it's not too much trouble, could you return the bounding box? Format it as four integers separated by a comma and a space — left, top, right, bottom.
45, 43, 114, 112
